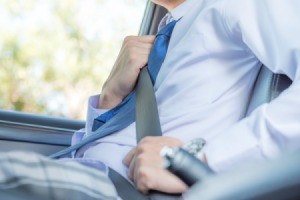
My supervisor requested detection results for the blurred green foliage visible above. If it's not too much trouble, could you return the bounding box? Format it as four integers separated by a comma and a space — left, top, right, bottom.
0, 0, 146, 119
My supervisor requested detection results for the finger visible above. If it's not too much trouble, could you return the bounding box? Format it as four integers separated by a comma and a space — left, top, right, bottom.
134, 166, 152, 194
125, 53, 149, 71
124, 35, 155, 45
148, 168, 188, 194
134, 166, 188, 194
133, 153, 164, 188
134, 35, 156, 43
123, 148, 136, 167
128, 154, 136, 180
127, 44, 152, 56
122, 41, 153, 54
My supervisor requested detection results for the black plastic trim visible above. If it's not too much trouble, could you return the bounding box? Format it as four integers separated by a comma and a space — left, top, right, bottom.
0, 121, 72, 146
139, 1, 155, 35
139, 2, 167, 35
0, 110, 85, 131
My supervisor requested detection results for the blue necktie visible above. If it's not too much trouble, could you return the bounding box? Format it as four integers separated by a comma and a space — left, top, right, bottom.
92, 20, 177, 131
49, 20, 178, 159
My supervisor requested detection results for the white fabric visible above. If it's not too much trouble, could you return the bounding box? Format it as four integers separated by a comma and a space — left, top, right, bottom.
74, 0, 300, 175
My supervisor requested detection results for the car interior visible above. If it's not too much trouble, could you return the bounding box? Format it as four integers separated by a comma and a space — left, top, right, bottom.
0, 1, 299, 199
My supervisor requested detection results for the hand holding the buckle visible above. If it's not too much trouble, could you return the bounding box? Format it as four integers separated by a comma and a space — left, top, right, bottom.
123, 136, 188, 194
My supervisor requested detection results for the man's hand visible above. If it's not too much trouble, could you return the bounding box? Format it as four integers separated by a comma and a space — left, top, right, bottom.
123, 136, 188, 194
99, 35, 155, 109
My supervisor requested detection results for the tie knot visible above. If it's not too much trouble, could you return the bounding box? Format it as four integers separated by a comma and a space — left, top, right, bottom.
156, 20, 177, 38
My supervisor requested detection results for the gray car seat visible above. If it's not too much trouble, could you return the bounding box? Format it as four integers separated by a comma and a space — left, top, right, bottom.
246, 65, 292, 115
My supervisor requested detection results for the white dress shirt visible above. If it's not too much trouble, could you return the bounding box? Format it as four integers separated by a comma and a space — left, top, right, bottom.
73, 0, 300, 177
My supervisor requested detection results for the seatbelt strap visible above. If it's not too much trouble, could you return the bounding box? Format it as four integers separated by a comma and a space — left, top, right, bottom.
108, 168, 181, 200
108, 68, 181, 200
108, 168, 149, 200
135, 67, 162, 143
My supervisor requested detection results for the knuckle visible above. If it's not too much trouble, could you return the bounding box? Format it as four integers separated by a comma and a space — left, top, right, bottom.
124, 35, 134, 43
136, 154, 146, 165
136, 145, 147, 155
140, 136, 153, 144
123, 42, 133, 52
123, 39, 132, 49
136, 181, 147, 194
136, 166, 148, 180
136, 167, 153, 191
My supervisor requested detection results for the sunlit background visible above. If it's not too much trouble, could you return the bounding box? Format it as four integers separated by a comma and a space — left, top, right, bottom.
0, 0, 147, 119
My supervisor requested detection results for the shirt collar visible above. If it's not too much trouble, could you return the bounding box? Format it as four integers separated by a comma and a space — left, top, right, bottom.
158, 0, 195, 31
169, 0, 190, 21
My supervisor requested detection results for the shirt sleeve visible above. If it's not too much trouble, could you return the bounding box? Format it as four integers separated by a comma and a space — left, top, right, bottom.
205, 0, 300, 172
85, 94, 108, 136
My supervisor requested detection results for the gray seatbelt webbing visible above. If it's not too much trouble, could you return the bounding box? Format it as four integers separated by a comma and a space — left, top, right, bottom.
109, 68, 181, 200
109, 168, 180, 200
136, 67, 162, 143
108, 168, 149, 200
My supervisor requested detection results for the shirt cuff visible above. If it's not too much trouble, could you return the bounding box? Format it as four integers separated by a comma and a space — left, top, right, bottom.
85, 94, 108, 136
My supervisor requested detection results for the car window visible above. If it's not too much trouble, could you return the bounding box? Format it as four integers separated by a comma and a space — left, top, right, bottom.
0, 0, 147, 119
